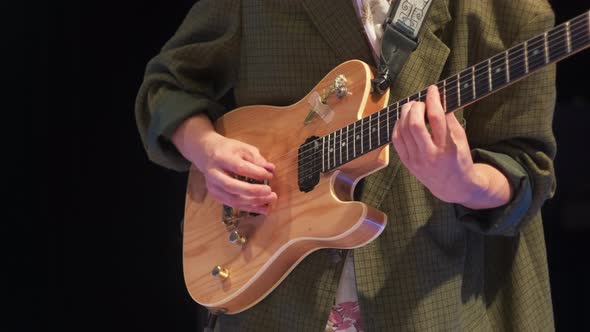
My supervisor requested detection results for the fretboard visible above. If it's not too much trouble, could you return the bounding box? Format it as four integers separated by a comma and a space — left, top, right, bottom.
319, 10, 589, 173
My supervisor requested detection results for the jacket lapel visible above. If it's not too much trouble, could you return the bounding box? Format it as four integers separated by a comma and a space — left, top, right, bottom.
301, 0, 452, 67
359, 0, 453, 209
301, 0, 375, 65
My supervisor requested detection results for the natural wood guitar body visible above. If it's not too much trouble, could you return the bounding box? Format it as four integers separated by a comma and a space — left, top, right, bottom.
182, 60, 390, 314
180, 10, 590, 313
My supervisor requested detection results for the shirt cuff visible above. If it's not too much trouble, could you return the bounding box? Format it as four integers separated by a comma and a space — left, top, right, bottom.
454, 149, 533, 236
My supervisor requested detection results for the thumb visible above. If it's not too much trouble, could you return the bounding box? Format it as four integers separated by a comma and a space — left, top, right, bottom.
243, 144, 276, 173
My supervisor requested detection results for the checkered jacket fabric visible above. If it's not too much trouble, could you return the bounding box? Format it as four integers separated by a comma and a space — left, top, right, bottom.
135, 0, 557, 330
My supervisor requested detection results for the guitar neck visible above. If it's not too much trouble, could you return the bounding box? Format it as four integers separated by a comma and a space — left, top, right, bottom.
320, 10, 589, 173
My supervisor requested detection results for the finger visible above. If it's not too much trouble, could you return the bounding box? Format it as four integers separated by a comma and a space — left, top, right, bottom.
445, 112, 468, 149
243, 205, 270, 215
228, 156, 274, 181
209, 168, 272, 197
406, 101, 436, 155
215, 190, 277, 215
446, 111, 465, 136
230, 192, 278, 210
399, 102, 420, 164
241, 146, 276, 176
392, 117, 408, 162
425, 85, 447, 147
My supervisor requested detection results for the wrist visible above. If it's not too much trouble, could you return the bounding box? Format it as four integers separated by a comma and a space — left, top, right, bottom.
454, 163, 513, 210
171, 114, 221, 168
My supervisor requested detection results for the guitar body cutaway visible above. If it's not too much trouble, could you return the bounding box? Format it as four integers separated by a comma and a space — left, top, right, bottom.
183, 60, 389, 314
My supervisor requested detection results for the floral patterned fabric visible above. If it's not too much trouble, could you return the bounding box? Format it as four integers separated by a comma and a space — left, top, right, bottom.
325, 252, 364, 332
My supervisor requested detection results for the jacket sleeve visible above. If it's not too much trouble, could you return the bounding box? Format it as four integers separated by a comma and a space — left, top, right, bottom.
456, 6, 557, 236
134, 0, 241, 171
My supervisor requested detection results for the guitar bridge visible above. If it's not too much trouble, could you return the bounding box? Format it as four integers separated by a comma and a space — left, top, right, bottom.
221, 176, 267, 231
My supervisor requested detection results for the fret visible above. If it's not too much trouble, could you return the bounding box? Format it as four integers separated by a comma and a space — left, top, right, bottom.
377, 113, 381, 145
490, 52, 508, 90
527, 34, 546, 72
332, 131, 336, 168
335, 129, 342, 167
332, 134, 339, 169
341, 128, 345, 165
386, 106, 391, 134
353, 121, 357, 159
385, 107, 391, 144
524, 40, 529, 73
508, 43, 526, 82
458, 69, 474, 106
456, 73, 461, 107
505, 50, 510, 82
363, 116, 371, 153
504, 50, 510, 83
566, 21, 572, 53
322, 136, 328, 172
548, 24, 568, 62
345, 125, 350, 163
372, 112, 379, 149
349, 123, 356, 162
471, 65, 476, 101
332, 131, 337, 169
543, 32, 549, 64
487, 58, 492, 91
331, 12, 590, 170
379, 110, 389, 146
445, 75, 459, 112
442, 79, 447, 112
360, 117, 365, 155
324, 132, 328, 170
571, 13, 590, 55
350, 123, 356, 160
326, 132, 333, 170
474, 60, 490, 99
368, 113, 373, 149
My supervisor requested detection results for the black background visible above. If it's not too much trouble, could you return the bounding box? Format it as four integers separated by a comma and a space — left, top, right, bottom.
40, 1, 589, 331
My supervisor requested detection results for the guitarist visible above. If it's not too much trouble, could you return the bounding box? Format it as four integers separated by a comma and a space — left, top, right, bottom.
135, 0, 558, 331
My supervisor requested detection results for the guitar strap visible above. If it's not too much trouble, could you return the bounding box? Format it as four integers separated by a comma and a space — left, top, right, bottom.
203, 3, 436, 329
355, 0, 435, 201
371, 0, 435, 95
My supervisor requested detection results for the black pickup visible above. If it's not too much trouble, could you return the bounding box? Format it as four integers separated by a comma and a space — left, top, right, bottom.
297, 136, 321, 192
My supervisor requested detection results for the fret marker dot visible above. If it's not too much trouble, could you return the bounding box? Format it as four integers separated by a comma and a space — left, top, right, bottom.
372, 128, 376, 132
356, 135, 360, 140
342, 142, 346, 146
533, 49, 539, 55
329, 148, 333, 152
495, 68, 501, 73
463, 83, 469, 89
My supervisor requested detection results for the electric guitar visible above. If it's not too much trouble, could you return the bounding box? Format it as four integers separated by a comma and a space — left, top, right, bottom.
182, 11, 589, 314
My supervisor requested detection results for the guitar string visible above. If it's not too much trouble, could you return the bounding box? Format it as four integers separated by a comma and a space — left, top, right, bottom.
285, 26, 589, 181
278, 21, 589, 180
268, 15, 588, 177
265, 13, 588, 171
217, 15, 587, 182
295, 38, 587, 181
283, 27, 589, 182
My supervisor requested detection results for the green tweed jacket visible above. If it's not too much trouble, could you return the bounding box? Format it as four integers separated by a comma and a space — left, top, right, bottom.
135, 0, 557, 330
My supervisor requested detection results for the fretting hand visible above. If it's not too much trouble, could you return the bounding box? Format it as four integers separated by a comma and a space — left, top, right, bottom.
392, 85, 513, 209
